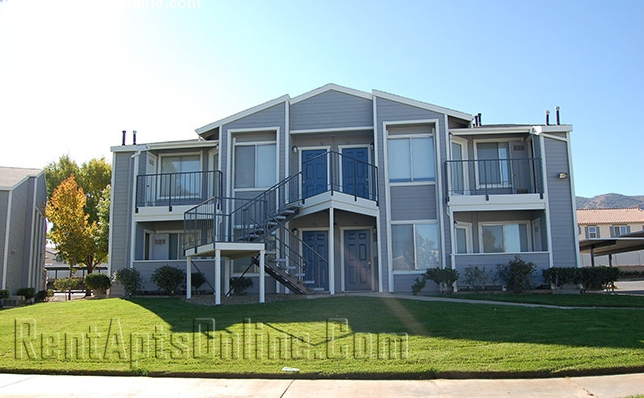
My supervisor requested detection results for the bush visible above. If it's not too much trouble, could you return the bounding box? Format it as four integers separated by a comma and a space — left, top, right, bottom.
229, 277, 253, 295
496, 255, 536, 293
0, 289, 9, 299
412, 267, 460, 295
542, 267, 579, 288
464, 266, 489, 291
151, 265, 185, 295
577, 266, 620, 292
16, 287, 35, 300
34, 289, 53, 303
84, 273, 112, 294
191, 272, 207, 290
113, 268, 143, 297
54, 277, 78, 292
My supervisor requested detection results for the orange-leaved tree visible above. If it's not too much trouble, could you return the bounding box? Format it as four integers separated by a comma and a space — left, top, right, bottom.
45, 174, 109, 297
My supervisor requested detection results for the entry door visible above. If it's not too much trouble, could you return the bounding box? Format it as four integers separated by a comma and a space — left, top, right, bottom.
344, 229, 371, 290
341, 147, 369, 199
302, 231, 329, 290
302, 150, 327, 198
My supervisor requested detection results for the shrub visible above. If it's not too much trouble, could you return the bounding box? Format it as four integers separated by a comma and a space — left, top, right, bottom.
113, 268, 143, 297
16, 287, 35, 300
35, 289, 54, 303
0, 289, 9, 299
496, 255, 536, 293
191, 272, 207, 291
576, 266, 620, 292
54, 277, 78, 300
229, 276, 253, 295
84, 273, 112, 294
542, 267, 579, 288
464, 266, 489, 291
412, 267, 460, 295
151, 265, 185, 295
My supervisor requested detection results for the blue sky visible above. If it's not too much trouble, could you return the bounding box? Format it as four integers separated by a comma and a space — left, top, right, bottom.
0, 0, 642, 197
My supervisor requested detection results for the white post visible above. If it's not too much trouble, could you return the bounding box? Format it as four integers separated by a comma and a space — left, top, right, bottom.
224, 257, 230, 296
259, 249, 265, 303
215, 250, 221, 305
329, 209, 335, 295
186, 255, 192, 300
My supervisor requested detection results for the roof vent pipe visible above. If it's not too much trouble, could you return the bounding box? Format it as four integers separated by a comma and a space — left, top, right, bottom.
477, 113, 482, 126
473, 115, 478, 127
122, 130, 126, 146
555, 106, 560, 125
133, 130, 137, 145
545, 110, 550, 126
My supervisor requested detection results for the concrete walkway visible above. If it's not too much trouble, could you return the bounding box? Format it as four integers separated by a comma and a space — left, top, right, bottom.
1, 372, 643, 398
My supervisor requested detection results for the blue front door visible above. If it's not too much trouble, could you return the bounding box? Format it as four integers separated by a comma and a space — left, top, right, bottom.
341, 147, 369, 199
344, 229, 371, 290
302, 230, 329, 290
302, 150, 327, 199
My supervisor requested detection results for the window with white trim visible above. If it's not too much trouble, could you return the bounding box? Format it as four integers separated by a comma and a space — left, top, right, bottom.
454, 223, 472, 254
586, 226, 599, 239
234, 143, 277, 188
388, 137, 435, 183
160, 154, 201, 197
476, 142, 510, 187
480, 222, 530, 253
391, 223, 440, 270
611, 225, 630, 237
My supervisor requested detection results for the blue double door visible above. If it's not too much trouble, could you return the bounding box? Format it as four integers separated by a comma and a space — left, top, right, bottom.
302, 147, 369, 199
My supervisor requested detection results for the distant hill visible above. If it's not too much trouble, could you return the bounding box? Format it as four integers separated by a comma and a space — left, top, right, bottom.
576, 193, 644, 209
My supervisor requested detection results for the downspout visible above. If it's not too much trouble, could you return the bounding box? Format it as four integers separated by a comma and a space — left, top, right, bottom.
129, 147, 143, 269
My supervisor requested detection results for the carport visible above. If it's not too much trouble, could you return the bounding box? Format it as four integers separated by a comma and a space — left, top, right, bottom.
579, 230, 644, 266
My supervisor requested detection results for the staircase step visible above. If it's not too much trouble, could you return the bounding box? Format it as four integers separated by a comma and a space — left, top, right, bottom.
280, 209, 296, 215
272, 215, 287, 220
294, 273, 305, 277
303, 280, 315, 284
274, 258, 287, 263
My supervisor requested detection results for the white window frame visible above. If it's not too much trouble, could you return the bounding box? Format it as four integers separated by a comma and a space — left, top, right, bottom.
587, 225, 599, 239
454, 221, 472, 254
233, 140, 278, 191
479, 221, 532, 254
449, 136, 469, 195
386, 133, 436, 185
157, 152, 203, 199
611, 225, 629, 237
391, 221, 441, 273
473, 139, 513, 190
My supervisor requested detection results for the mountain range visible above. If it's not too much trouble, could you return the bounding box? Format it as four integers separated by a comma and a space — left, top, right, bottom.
576, 193, 644, 210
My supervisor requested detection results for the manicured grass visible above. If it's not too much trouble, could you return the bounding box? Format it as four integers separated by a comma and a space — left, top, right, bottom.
445, 292, 644, 308
0, 296, 643, 378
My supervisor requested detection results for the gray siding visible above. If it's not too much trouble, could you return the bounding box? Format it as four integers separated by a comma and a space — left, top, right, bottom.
290, 90, 373, 131
390, 185, 437, 220
110, 151, 135, 273
6, 181, 28, 293
454, 252, 550, 287
0, 191, 8, 288
544, 138, 577, 267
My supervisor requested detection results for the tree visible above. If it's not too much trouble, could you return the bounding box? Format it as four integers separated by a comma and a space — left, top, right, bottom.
45, 175, 109, 296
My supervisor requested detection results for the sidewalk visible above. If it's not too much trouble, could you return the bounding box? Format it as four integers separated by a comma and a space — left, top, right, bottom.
1, 373, 643, 398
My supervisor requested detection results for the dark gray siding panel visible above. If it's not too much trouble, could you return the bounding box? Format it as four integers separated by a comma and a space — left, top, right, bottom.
291, 90, 373, 130
393, 274, 434, 294
390, 185, 437, 220
6, 182, 28, 293
544, 138, 577, 267
110, 151, 135, 272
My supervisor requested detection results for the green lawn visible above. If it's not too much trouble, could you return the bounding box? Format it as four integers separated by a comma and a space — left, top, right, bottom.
1, 296, 643, 378
445, 292, 644, 308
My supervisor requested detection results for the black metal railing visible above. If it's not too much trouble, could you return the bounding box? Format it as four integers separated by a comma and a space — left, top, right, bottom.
446, 158, 542, 197
136, 170, 223, 211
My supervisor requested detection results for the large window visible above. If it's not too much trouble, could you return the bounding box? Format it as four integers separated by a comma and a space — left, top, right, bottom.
476, 142, 510, 187
388, 137, 435, 183
392, 223, 440, 270
160, 154, 201, 197
611, 225, 630, 237
481, 223, 529, 253
234, 143, 276, 188
454, 223, 472, 254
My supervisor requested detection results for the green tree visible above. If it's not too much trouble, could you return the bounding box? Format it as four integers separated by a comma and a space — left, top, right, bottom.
45, 175, 109, 296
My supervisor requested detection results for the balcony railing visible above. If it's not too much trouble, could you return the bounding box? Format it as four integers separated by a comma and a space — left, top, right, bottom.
446, 158, 542, 197
136, 170, 223, 212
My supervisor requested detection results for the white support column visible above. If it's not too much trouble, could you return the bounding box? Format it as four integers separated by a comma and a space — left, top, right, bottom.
224, 257, 230, 296
259, 249, 265, 303
186, 255, 192, 300
329, 209, 335, 295
215, 250, 221, 305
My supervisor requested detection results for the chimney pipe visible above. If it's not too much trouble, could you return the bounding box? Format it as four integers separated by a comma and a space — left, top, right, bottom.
545, 110, 550, 126
133, 130, 137, 145
477, 113, 482, 126
122, 130, 126, 146
555, 106, 560, 125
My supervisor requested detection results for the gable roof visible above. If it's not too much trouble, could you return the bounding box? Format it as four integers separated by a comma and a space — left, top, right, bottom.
577, 207, 644, 225
372, 89, 472, 121
0, 167, 43, 190
290, 83, 372, 104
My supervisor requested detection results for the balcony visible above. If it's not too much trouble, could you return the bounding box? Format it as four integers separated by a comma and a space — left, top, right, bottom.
446, 158, 544, 211
136, 170, 223, 212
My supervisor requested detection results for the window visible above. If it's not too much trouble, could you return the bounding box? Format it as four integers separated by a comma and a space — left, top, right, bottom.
234, 143, 276, 188
586, 226, 599, 239
454, 223, 472, 254
481, 223, 529, 253
611, 225, 630, 237
160, 154, 201, 197
392, 223, 440, 270
146, 233, 186, 260
388, 137, 435, 182
476, 142, 510, 187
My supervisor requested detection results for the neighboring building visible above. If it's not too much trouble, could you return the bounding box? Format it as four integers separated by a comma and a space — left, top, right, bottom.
44, 247, 108, 282
0, 167, 47, 293
109, 84, 579, 300
577, 207, 644, 266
